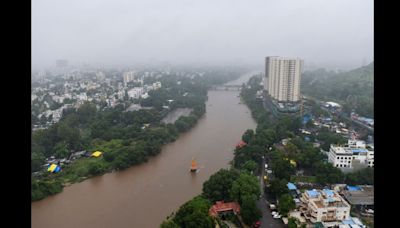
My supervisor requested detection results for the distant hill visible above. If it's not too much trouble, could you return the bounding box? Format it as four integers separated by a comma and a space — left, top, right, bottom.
301, 62, 374, 118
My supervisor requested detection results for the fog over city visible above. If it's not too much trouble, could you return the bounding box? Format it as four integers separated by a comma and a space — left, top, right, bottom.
32, 0, 373, 70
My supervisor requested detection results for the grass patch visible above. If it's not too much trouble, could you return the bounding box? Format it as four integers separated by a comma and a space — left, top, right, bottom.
55, 157, 112, 184
290, 175, 317, 183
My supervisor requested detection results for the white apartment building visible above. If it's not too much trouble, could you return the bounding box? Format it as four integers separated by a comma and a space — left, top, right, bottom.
299, 189, 351, 225
264, 56, 303, 102
123, 71, 137, 85
328, 140, 374, 169
128, 87, 144, 99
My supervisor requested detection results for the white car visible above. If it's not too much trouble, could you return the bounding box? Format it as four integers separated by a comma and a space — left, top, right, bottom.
271, 211, 278, 216
269, 204, 276, 210
273, 214, 281, 219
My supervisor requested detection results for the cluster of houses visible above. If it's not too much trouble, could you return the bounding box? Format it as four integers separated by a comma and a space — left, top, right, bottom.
350, 113, 374, 128
32, 69, 166, 130
285, 182, 373, 228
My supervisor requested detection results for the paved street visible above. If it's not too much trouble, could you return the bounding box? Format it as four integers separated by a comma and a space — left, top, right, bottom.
256, 156, 284, 228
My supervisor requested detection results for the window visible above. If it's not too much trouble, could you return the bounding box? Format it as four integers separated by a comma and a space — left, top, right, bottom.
336, 164, 339, 167
349, 161, 351, 163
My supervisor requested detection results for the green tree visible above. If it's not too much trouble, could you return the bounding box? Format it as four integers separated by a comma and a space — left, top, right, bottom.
230, 173, 260, 204
314, 162, 344, 184
269, 179, 289, 198
242, 129, 255, 144
241, 160, 258, 173
53, 141, 69, 159
77, 102, 97, 124
160, 220, 180, 228
345, 167, 374, 185
241, 194, 261, 225
87, 161, 105, 176
288, 217, 299, 228
278, 194, 295, 216
173, 196, 214, 228
202, 169, 240, 202
270, 156, 295, 180
31, 152, 45, 172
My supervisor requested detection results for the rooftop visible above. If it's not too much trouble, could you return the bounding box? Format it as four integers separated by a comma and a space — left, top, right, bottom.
209, 201, 241, 217
343, 186, 374, 205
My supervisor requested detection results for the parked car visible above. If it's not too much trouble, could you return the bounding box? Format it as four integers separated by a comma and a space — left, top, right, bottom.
273, 214, 281, 219
253, 220, 261, 228
269, 204, 276, 210
271, 211, 278, 216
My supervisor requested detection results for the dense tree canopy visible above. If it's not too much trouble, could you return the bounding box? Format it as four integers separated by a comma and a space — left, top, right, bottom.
278, 194, 296, 216
301, 63, 373, 118
173, 196, 214, 228
202, 169, 240, 203
230, 173, 260, 205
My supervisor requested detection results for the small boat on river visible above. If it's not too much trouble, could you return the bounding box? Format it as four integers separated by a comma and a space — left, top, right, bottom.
190, 158, 198, 172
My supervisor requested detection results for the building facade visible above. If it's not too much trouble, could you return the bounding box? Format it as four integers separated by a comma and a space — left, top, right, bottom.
264, 56, 303, 103
123, 71, 137, 85
299, 189, 351, 225
328, 140, 374, 169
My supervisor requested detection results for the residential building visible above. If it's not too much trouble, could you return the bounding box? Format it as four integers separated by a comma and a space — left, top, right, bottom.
264, 56, 303, 103
299, 189, 351, 225
127, 87, 144, 99
328, 140, 374, 170
123, 71, 137, 85
153, 81, 162, 90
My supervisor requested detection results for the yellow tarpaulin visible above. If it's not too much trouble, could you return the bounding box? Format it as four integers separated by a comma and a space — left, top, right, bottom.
290, 160, 297, 167
91, 151, 102, 157
47, 164, 57, 172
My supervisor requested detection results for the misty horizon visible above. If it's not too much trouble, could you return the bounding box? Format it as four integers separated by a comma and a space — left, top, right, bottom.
32, 0, 373, 71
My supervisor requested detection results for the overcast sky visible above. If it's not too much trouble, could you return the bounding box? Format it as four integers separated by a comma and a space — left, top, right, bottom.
32, 0, 373, 70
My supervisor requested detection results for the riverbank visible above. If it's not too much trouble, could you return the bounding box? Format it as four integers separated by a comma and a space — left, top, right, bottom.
32, 72, 256, 228
32, 74, 214, 202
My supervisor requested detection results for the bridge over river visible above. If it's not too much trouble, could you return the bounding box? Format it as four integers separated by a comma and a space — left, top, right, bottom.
210, 84, 242, 91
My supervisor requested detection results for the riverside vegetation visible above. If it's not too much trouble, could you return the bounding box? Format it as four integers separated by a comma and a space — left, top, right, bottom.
32, 68, 246, 201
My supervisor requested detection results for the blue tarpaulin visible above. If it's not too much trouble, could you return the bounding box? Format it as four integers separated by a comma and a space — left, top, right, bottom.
347, 185, 362, 191
307, 190, 320, 198
287, 182, 297, 190
323, 189, 334, 197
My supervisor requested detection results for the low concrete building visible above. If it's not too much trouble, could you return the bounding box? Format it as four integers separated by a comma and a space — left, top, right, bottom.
342, 185, 374, 207
299, 189, 351, 226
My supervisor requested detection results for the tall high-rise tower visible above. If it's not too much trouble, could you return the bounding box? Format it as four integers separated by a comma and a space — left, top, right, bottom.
264, 56, 303, 103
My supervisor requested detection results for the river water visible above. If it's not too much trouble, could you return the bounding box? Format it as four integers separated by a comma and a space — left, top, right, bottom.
31, 72, 258, 228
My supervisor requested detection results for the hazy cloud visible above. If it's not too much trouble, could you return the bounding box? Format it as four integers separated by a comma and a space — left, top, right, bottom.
32, 0, 373, 69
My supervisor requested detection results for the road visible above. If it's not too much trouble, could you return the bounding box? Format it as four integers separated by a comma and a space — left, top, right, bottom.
256, 156, 284, 228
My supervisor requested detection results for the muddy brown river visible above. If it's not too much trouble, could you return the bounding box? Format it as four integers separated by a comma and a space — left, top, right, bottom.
31, 72, 258, 228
